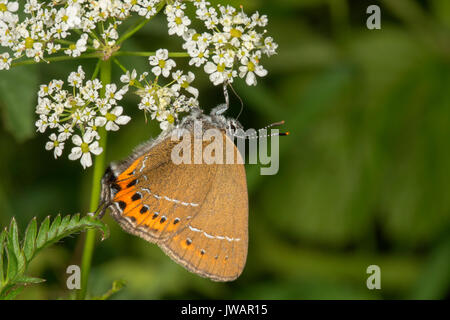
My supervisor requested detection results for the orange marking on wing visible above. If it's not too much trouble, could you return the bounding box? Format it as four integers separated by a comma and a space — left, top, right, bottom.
164, 222, 180, 232
116, 155, 145, 182
124, 206, 147, 225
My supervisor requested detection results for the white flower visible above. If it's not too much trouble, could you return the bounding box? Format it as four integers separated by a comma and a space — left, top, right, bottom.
57, 124, 73, 141
138, 94, 155, 112
239, 56, 268, 86
188, 47, 209, 67
45, 133, 64, 158
0, 0, 18, 24
149, 49, 176, 77
0, 52, 11, 70
105, 83, 128, 104
98, 106, 131, 131
65, 4, 82, 28
68, 132, 103, 169
167, 10, 191, 36
204, 59, 230, 86
65, 33, 88, 57
135, 0, 157, 19
171, 71, 198, 98
120, 69, 137, 85
68, 66, 86, 88
35, 114, 49, 133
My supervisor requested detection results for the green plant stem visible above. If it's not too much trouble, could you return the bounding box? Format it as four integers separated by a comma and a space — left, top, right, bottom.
11, 52, 103, 68
115, 51, 189, 58
77, 59, 111, 300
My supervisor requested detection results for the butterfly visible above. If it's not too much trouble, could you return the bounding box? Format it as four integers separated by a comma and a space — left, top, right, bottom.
98, 103, 250, 281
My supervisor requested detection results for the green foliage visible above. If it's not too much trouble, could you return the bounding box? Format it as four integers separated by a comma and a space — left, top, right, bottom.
0, 66, 38, 142
0, 214, 109, 299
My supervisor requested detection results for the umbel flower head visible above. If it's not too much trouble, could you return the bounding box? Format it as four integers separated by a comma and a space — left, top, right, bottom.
0, 1, 277, 87
0, 0, 166, 69
130, 48, 200, 131
35, 66, 130, 168
167, 0, 278, 86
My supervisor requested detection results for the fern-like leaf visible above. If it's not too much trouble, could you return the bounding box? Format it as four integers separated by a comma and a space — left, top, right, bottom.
0, 214, 109, 299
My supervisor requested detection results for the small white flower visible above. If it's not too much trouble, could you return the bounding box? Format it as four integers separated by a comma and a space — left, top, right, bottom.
120, 69, 137, 86
35, 114, 49, 133
239, 56, 268, 86
45, 133, 64, 159
98, 106, 131, 131
204, 60, 230, 86
138, 94, 155, 112
105, 83, 128, 104
68, 132, 103, 169
57, 124, 73, 141
171, 71, 198, 98
65, 4, 82, 28
167, 10, 191, 36
68, 66, 85, 88
149, 49, 176, 77
0, 52, 12, 70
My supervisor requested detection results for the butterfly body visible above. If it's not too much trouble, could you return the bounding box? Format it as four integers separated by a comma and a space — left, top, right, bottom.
100, 106, 248, 281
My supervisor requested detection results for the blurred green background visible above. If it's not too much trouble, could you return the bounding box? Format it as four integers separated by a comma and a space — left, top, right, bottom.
0, 0, 449, 299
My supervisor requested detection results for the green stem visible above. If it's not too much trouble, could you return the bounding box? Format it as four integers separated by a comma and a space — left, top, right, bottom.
114, 51, 189, 58
77, 59, 111, 300
11, 52, 103, 68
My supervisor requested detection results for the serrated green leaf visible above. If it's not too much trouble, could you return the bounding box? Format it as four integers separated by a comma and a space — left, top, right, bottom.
8, 219, 25, 274
23, 218, 37, 262
5, 240, 17, 281
60, 215, 71, 233
15, 275, 45, 285
0, 214, 109, 298
36, 216, 50, 250
47, 214, 61, 240
0, 228, 6, 286
80, 215, 110, 241
68, 214, 81, 229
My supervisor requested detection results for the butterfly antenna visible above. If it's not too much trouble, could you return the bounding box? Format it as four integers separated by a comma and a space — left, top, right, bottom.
233, 120, 290, 139
228, 82, 244, 120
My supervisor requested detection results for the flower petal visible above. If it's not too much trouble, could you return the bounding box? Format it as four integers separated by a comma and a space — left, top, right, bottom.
72, 134, 82, 146
116, 115, 131, 125
89, 141, 103, 155
68, 147, 82, 160
80, 152, 92, 169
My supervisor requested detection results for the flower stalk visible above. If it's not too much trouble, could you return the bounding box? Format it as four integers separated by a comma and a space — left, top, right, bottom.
77, 59, 111, 300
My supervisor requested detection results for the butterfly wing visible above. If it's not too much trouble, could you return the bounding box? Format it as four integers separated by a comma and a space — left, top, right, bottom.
109, 137, 218, 242
106, 133, 248, 281
159, 156, 248, 281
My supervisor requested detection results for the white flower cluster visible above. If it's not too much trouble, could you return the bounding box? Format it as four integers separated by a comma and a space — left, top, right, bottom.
36, 66, 131, 168
0, 0, 164, 69
165, 0, 278, 86
124, 48, 199, 131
